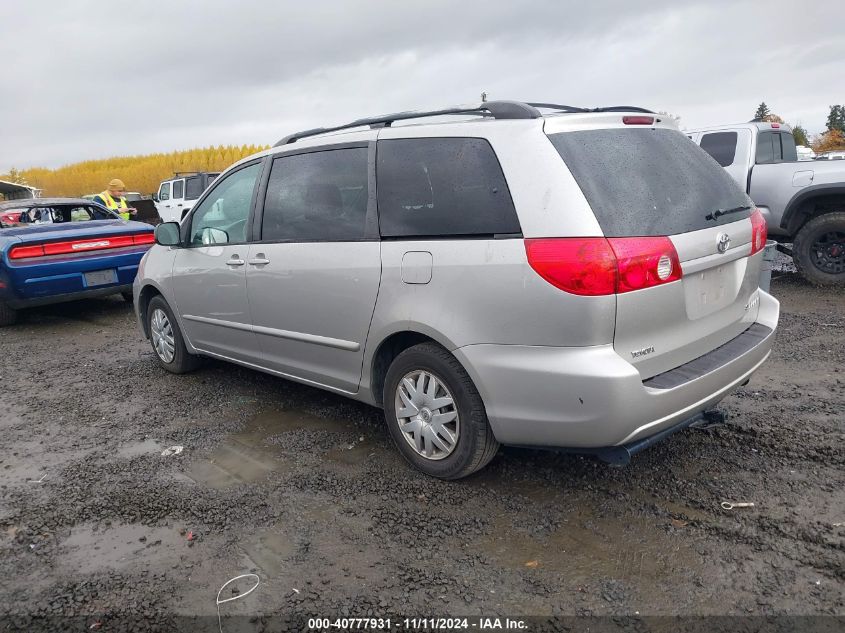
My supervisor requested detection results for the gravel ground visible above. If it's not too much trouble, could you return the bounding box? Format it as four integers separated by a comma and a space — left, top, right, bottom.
0, 271, 842, 632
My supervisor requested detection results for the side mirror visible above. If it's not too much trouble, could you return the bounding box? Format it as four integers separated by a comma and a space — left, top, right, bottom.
201, 227, 229, 245
152, 194, 159, 202
154, 222, 181, 246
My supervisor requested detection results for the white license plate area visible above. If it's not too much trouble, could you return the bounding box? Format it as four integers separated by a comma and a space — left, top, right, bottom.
684, 261, 740, 318
84, 269, 117, 287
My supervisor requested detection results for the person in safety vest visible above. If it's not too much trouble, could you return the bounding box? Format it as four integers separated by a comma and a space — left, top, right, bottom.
93, 179, 136, 220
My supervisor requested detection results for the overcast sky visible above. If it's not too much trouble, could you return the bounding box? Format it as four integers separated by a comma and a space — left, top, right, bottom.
1, 0, 843, 172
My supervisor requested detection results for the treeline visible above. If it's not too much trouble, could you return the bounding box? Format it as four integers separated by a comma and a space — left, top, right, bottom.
3, 145, 268, 197
754, 102, 845, 153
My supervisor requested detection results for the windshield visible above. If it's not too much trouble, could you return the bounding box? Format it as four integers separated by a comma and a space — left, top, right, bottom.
548, 128, 752, 236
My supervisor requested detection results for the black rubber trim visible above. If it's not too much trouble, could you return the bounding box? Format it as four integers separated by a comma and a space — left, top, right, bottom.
643, 323, 773, 390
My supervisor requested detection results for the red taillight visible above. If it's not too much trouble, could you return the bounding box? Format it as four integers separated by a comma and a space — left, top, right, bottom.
8, 244, 45, 259
749, 209, 767, 255
608, 237, 682, 293
771, 123, 780, 128
623, 116, 655, 125
524, 238, 616, 296
525, 237, 682, 296
9, 233, 154, 260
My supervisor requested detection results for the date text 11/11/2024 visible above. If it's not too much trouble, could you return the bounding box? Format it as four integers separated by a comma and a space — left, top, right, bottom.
307, 617, 528, 630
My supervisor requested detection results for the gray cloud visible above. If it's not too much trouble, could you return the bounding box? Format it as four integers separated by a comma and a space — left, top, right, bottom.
1, 0, 842, 172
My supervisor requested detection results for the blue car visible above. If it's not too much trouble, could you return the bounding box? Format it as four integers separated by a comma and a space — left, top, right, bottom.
0, 198, 154, 326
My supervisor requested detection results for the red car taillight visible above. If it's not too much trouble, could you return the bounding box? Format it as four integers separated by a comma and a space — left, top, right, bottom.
749, 209, 767, 255
608, 236, 682, 293
9, 233, 154, 260
525, 236, 682, 296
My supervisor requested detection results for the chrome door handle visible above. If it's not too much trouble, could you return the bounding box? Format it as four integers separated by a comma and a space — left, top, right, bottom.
227, 258, 245, 267
248, 258, 270, 266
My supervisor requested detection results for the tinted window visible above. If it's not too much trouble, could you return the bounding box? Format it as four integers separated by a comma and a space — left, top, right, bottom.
700, 132, 737, 167
189, 163, 261, 245
377, 138, 520, 237
549, 128, 751, 237
756, 132, 776, 163
172, 180, 184, 199
159, 182, 171, 201
185, 176, 204, 200
780, 132, 798, 162
261, 148, 369, 242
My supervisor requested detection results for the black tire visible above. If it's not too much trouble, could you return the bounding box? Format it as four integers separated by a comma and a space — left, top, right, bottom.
121, 291, 134, 304
793, 211, 845, 286
0, 302, 17, 327
146, 295, 201, 374
383, 342, 499, 480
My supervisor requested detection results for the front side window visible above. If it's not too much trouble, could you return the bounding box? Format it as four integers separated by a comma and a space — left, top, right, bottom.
172, 179, 185, 199
261, 148, 369, 242
159, 182, 171, 201
376, 138, 520, 238
189, 163, 261, 245
700, 132, 738, 167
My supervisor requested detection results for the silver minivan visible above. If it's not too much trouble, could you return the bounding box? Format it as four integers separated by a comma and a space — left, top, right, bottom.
134, 101, 779, 479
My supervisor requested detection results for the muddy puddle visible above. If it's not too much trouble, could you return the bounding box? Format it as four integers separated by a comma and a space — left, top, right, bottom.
476, 509, 701, 581
58, 523, 183, 575
186, 409, 361, 488
117, 438, 164, 458
239, 529, 298, 578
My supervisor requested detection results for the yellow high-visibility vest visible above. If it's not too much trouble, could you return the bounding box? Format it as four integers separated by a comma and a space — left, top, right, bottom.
99, 191, 129, 220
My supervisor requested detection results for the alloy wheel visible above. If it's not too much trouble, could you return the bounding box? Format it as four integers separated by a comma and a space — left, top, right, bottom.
810, 230, 845, 274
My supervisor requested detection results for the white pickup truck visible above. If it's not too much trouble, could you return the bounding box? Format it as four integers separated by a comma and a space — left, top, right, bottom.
687, 121, 845, 285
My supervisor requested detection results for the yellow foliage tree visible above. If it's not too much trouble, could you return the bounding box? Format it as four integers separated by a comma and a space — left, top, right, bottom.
811, 129, 845, 153
1, 145, 269, 198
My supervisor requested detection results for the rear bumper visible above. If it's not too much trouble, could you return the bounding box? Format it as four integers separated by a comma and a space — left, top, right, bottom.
6, 284, 133, 309
454, 290, 779, 450
1, 249, 145, 308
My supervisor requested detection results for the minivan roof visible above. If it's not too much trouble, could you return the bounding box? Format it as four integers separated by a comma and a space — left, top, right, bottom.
273, 100, 656, 147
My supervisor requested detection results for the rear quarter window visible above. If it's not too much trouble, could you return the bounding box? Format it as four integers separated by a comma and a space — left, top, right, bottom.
376, 138, 520, 237
548, 128, 751, 237
185, 176, 204, 200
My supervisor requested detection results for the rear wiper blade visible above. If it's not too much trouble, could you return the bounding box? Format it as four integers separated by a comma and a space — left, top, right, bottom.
705, 205, 752, 222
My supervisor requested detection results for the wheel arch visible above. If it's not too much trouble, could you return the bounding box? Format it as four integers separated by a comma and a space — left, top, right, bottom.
781, 184, 845, 236
137, 282, 165, 339
366, 328, 459, 408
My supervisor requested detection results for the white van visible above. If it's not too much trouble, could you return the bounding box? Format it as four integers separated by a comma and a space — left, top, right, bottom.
154, 173, 219, 223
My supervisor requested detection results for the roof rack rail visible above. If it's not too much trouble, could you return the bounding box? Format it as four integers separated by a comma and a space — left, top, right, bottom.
527, 102, 590, 113
528, 102, 655, 114
273, 100, 656, 146
591, 106, 655, 114
273, 100, 542, 146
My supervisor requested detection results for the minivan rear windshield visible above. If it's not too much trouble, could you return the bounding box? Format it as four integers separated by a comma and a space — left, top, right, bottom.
548, 128, 752, 236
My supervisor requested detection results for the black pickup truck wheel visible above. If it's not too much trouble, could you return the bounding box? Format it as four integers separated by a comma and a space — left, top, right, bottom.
793, 212, 845, 286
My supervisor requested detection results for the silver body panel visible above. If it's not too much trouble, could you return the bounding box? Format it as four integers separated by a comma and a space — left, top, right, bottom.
136, 110, 780, 450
